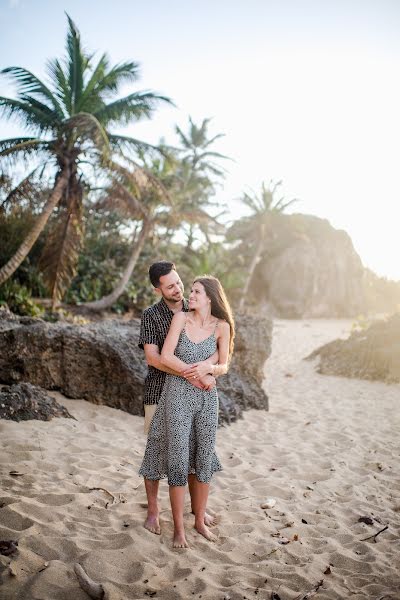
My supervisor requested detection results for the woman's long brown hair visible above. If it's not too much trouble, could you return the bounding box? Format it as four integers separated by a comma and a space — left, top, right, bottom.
193, 275, 235, 359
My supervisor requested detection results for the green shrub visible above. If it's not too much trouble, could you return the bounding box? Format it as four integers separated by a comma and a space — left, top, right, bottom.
0, 280, 44, 317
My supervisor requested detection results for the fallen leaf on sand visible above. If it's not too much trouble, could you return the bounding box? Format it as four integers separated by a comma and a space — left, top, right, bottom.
0, 541, 19, 557
358, 516, 374, 525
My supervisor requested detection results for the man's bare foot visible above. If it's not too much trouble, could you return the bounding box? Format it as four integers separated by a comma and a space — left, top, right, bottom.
173, 531, 189, 548
191, 508, 219, 527
144, 514, 161, 535
204, 511, 219, 527
194, 523, 217, 542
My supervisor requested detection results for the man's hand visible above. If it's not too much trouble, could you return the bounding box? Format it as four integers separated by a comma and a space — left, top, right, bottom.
182, 360, 214, 380
190, 378, 206, 390
198, 375, 216, 391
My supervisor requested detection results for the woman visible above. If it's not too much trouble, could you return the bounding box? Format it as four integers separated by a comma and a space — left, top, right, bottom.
139, 275, 234, 548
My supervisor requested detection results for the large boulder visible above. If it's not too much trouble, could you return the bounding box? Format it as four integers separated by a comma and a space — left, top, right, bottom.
0, 382, 74, 421
252, 214, 366, 318
0, 309, 271, 424
306, 313, 400, 383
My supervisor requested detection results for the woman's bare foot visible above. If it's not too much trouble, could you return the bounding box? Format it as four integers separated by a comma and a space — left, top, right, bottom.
194, 523, 217, 542
144, 513, 161, 535
173, 531, 189, 548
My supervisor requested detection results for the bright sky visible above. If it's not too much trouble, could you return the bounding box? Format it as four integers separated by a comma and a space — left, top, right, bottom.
1, 0, 400, 280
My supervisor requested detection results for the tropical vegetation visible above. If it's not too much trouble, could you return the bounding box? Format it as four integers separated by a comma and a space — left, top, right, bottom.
5, 13, 393, 320
0, 15, 171, 307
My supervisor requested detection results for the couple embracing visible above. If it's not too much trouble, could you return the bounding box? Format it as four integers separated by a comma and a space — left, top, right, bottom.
138, 261, 234, 548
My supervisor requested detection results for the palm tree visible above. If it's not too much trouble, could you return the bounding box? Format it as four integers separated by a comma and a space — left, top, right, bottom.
82, 157, 170, 310
175, 117, 229, 249
237, 181, 298, 311
176, 117, 228, 177
83, 136, 228, 311
0, 14, 172, 307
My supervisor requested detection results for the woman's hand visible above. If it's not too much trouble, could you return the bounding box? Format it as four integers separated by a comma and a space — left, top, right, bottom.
182, 361, 214, 380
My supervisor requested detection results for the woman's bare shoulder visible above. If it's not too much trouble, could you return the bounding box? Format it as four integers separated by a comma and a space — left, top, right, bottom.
216, 319, 230, 333
171, 311, 187, 324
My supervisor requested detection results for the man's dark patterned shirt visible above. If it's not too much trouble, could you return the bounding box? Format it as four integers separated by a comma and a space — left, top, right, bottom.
138, 298, 189, 405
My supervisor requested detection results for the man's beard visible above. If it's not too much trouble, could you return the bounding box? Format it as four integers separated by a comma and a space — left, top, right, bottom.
162, 290, 183, 303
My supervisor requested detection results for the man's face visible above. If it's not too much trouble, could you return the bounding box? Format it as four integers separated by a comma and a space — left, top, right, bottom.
157, 270, 184, 303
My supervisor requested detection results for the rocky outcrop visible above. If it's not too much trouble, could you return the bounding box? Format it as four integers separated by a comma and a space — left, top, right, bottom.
218, 314, 271, 421
306, 313, 400, 383
251, 214, 366, 318
0, 382, 74, 421
0, 308, 271, 424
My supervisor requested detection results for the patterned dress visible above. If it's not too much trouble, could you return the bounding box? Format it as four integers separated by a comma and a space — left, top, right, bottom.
139, 327, 222, 486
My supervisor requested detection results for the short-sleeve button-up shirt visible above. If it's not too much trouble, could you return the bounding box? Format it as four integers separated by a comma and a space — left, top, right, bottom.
138, 297, 189, 405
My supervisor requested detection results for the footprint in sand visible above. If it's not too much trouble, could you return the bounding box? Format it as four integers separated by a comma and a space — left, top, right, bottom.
36, 493, 76, 506
0, 505, 34, 531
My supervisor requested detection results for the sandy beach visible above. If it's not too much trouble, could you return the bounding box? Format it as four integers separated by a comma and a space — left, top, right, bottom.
0, 318, 399, 600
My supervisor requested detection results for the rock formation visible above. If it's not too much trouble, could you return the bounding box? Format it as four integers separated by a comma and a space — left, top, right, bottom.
250, 214, 367, 317
0, 382, 74, 421
306, 312, 400, 383
0, 307, 271, 424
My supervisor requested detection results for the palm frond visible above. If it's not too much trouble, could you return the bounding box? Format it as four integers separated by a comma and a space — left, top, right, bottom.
108, 134, 163, 155
102, 157, 171, 216
90, 60, 141, 96
65, 14, 86, 114
2, 166, 46, 208
272, 197, 298, 212
47, 58, 72, 114
116, 157, 172, 206
76, 52, 109, 111
241, 191, 263, 215
65, 112, 109, 152
0, 137, 51, 156
175, 125, 192, 149
0, 96, 58, 133
95, 91, 173, 126
97, 180, 147, 219
0, 137, 54, 171
202, 132, 226, 148
1, 66, 65, 119
39, 191, 84, 303
241, 180, 298, 218
193, 150, 230, 163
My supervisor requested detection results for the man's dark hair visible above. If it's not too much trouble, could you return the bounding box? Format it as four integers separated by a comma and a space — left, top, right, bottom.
149, 261, 176, 288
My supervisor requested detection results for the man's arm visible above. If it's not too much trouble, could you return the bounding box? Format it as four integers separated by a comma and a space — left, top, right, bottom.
144, 343, 208, 390
182, 349, 219, 379
144, 343, 181, 375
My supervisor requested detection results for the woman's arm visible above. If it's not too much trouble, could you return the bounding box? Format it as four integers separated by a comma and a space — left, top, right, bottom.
210, 320, 231, 377
160, 312, 191, 373
181, 349, 219, 379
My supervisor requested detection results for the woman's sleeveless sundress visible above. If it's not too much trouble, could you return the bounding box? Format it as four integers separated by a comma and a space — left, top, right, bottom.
139, 326, 222, 486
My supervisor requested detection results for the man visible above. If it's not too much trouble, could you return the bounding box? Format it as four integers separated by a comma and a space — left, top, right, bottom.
138, 260, 218, 534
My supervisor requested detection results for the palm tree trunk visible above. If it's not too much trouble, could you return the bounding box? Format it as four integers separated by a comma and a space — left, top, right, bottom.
238, 224, 265, 311
83, 218, 152, 311
0, 166, 70, 285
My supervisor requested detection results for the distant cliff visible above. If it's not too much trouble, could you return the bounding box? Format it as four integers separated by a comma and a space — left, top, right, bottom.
244, 213, 399, 318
